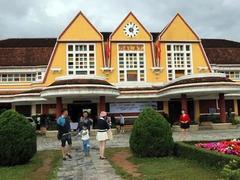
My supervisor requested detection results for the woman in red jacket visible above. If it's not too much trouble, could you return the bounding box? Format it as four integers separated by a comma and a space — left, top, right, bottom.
179, 110, 190, 131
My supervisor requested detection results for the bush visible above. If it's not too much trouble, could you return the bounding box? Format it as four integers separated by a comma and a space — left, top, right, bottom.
174, 142, 239, 169
130, 108, 174, 157
0, 110, 36, 166
232, 116, 240, 125
221, 159, 240, 180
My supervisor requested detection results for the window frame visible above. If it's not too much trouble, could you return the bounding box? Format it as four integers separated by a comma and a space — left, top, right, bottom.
0, 73, 40, 83
117, 43, 146, 83
166, 43, 193, 81
66, 43, 96, 76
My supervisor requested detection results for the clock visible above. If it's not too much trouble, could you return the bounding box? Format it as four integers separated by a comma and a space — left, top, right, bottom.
123, 22, 139, 38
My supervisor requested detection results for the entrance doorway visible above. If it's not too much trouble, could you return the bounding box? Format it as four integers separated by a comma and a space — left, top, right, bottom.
168, 100, 194, 124
68, 103, 98, 122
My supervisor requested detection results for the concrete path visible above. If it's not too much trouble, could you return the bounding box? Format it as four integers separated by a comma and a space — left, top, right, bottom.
57, 147, 121, 180
37, 129, 240, 151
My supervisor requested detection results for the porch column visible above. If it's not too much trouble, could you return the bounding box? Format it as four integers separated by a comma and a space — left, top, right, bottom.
194, 100, 200, 123
31, 104, 36, 116
181, 94, 188, 112
219, 93, 226, 123
163, 101, 169, 114
56, 97, 63, 118
234, 99, 238, 116
11, 104, 15, 111
98, 96, 106, 113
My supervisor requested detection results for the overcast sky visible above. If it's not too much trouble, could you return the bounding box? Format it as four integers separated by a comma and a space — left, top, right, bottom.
0, 0, 239, 41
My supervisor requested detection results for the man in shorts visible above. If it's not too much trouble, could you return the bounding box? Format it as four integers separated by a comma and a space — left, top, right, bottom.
57, 109, 72, 160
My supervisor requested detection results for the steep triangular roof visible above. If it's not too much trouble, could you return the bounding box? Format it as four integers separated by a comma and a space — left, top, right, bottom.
59, 11, 102, 41
159, 13, 200, 41
110, 12, 152, 41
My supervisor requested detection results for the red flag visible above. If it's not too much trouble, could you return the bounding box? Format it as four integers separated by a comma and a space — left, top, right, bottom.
105, 38, 111, 67
156, 41, 161, 66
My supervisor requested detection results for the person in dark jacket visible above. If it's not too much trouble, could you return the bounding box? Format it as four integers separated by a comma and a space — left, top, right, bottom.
96, 111, 109, 159
78, 111, 93, 132
57, 109, 72, 160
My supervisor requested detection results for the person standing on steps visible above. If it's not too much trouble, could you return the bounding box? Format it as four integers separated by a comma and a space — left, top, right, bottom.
119, 114, 125, 133
179, 109, 190, 140
96, 111, 109, 160
57, 109, 72, 160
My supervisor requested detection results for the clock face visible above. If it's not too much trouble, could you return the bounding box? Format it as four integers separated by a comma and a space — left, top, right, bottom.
123, 22, 139, 38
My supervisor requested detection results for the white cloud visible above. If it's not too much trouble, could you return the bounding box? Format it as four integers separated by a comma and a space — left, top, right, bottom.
0, 0, 239, 41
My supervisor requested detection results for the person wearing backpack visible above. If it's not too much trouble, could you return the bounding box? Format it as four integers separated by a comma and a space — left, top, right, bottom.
57, 109, 72, 160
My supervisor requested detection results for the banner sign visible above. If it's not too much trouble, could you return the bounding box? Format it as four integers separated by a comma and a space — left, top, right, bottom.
118, 44, 144, 51
109, 102, 157, 113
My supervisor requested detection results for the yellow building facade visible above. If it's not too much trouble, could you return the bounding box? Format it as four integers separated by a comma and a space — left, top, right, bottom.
1, 11, 240, 125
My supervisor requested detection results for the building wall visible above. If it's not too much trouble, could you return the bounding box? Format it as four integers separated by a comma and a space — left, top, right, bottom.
0, 12, 212, 89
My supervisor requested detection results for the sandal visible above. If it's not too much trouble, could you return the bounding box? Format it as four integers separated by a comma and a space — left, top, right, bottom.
67, 153, 72, 159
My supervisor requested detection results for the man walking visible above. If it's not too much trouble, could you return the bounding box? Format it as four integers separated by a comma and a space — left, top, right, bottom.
57, 109, 72, 160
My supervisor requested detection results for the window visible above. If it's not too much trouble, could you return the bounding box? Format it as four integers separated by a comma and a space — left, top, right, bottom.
0, 73, 41, 82
216, 70, 240, 80
67, 44, 95, 75
118, 44, 145, 82
166, 44, 192, 81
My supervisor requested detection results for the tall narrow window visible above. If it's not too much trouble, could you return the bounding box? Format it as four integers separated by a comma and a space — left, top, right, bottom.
166, 44, 192, 81
67, 44, 95, 75
118, 44, 145, 82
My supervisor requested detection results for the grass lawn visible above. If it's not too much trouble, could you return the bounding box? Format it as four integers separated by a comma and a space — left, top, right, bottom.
0, 150, 62, 180
106, 148, 223, 180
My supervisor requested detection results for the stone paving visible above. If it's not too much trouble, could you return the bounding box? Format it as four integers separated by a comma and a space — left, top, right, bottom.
37, 129, 240, 151
57, 147, 121, 180
36, 129, 240, 180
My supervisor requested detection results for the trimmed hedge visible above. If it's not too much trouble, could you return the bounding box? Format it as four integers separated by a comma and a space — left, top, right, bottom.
0, 110, 36, 166
130, 108, 174, 157
222, 159, 240, 179
174, 142, 239, 169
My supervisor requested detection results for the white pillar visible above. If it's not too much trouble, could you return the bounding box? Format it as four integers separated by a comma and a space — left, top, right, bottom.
11, 104, 15, 111
31, 104, 36, 116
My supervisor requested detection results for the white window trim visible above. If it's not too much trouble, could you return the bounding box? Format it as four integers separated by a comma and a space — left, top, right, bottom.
66, 43, 96, 76
215, 70, 240, 80
166, 43, 193, 81
0, 72, 44, 83
117, 43, 146, 83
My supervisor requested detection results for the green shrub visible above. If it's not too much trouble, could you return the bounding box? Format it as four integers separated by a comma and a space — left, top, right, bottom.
130, 108, 174, 157
174, 142, 239, 169
221, 159, 240, 180
0, 110, 36, 166
232, 116, 240, 125
0, 108, 6, 115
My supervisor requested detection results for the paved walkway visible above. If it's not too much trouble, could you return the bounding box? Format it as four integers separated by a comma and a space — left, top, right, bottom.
37, 129, 240, 180
57, 147, 121, 180
37, 129, 240, 151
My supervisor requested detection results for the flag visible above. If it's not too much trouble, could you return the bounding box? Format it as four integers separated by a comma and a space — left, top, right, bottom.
156, 41, 161, 66
105, 38, 111, 67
